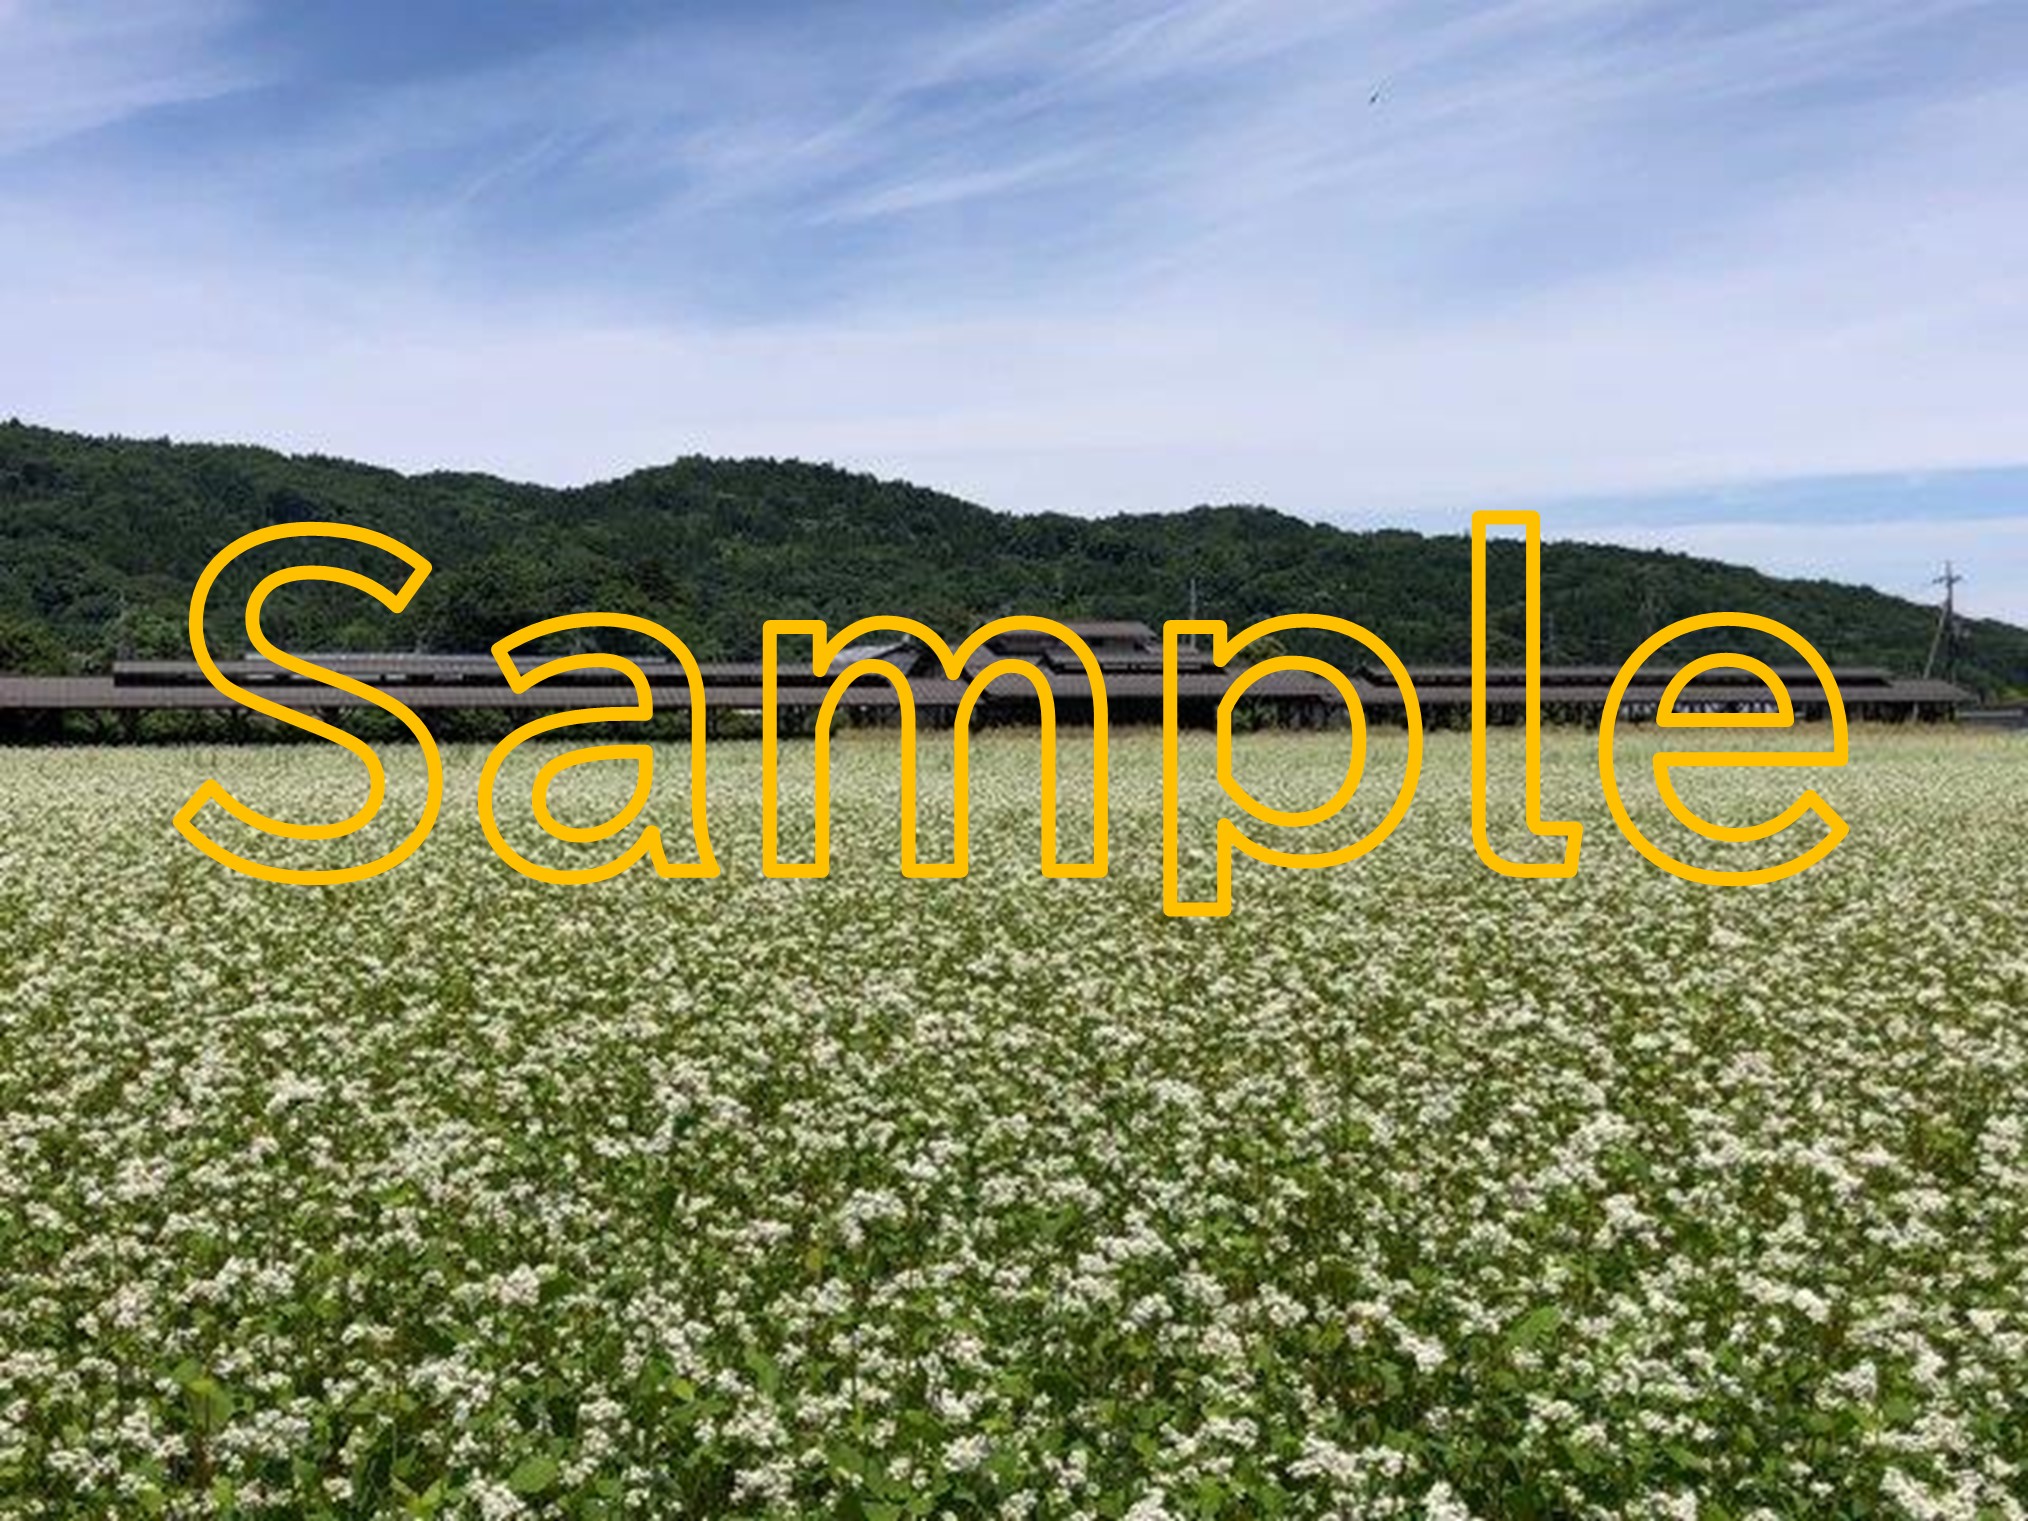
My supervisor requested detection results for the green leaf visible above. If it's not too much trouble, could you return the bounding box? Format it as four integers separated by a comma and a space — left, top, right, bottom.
184, 1375, 234, 1432
828, 1442, 869, 1481
1508, 1305, 1563, 1348
508, 1455, 560, 1495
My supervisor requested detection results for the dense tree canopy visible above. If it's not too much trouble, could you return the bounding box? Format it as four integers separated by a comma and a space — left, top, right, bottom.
1, 421, 2020, 694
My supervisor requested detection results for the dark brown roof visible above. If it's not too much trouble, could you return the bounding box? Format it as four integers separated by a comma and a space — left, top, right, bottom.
1041, 620, 1159, 642
1368, 664, 1897, 688
0, 675, 925, 712
7, 650, 1971, 717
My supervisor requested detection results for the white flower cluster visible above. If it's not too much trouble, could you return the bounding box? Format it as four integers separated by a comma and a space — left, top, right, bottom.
0, 727, 2021, 1519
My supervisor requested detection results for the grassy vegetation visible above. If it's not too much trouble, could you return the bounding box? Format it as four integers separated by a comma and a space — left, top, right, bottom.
3, 419, 2023, 694
0, 729, 2023, 1517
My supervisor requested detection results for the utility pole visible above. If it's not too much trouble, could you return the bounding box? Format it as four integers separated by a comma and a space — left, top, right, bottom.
1923, 561, 1964, 681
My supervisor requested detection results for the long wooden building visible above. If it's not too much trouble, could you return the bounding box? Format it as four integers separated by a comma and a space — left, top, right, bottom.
0, 620, 1975, 738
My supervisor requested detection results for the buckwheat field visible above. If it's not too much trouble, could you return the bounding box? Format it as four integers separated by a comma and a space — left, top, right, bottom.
0, 729, 2022, 1521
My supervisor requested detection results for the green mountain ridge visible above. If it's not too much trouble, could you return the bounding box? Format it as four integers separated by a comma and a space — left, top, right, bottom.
1, 420, 2020, 696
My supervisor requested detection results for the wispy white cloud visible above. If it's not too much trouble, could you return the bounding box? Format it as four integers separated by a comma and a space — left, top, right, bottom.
0, 0, 2023, 623
0, 0, 248, 157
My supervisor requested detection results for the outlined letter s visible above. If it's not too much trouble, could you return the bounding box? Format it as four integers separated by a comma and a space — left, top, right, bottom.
174, 522, 444, 884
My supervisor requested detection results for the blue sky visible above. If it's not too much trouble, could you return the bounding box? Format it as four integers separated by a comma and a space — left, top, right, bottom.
1, 0, 2024, 621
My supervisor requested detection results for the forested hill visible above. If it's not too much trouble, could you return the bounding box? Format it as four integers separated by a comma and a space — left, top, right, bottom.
1, 420, 2021, 695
